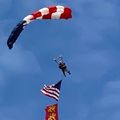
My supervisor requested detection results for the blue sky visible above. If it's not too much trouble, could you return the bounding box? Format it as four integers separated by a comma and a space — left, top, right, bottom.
0, 0, 120, 120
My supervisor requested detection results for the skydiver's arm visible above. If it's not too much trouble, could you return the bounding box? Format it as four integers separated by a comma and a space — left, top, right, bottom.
53, 59, 59, 64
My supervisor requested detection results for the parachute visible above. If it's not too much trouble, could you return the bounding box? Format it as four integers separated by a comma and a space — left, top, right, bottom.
7, 5, 72, 49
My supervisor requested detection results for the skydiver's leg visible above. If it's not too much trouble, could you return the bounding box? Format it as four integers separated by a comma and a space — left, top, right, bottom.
65, 68, 71, 75
68, 70, 71, 75
62, 69, 66, 77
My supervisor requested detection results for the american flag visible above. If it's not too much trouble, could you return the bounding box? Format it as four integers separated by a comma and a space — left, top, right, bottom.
41, 80, 62, 101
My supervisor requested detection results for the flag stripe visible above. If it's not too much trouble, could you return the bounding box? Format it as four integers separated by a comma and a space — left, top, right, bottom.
44, 86, 60, 93
42, 88, 59, 97
41, 89, 58, 101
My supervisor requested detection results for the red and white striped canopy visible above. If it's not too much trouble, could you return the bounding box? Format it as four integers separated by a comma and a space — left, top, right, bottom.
23, 5, 72, 24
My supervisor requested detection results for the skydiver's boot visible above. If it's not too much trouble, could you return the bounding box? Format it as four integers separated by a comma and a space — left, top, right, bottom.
68, 71, 71, 75
65, 68, 71, 75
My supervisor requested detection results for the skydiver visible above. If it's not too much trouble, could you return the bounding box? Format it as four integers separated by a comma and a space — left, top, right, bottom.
58, 62, 71, 77
54, 56, 71, 77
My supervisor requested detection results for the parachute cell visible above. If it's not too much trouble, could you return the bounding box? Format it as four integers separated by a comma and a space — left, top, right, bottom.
7, 5, 72, 49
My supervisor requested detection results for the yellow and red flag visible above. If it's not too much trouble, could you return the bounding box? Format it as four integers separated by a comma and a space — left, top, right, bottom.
45, 103, 59, 120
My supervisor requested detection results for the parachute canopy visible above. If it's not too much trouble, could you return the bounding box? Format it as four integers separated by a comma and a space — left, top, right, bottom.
7, 5, 72, 49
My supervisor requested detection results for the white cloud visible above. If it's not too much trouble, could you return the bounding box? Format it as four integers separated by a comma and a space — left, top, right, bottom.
104, 81, 120, 95
0, 100, 39, 120
110, 111, 120, 120
98, 94, 120, 109
70, 50, 110, 82
0, 71, 6, 88
0, 47, 41, 75
68, 0, 119, 44
0, 32, 41, 76
78, 104, 90, 120
0, 0, 12, 17
94, 80, 120, 109
75, 81, 120, 120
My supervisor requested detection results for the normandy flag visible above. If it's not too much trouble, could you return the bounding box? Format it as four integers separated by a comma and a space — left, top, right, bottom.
45, 103, 59, 120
